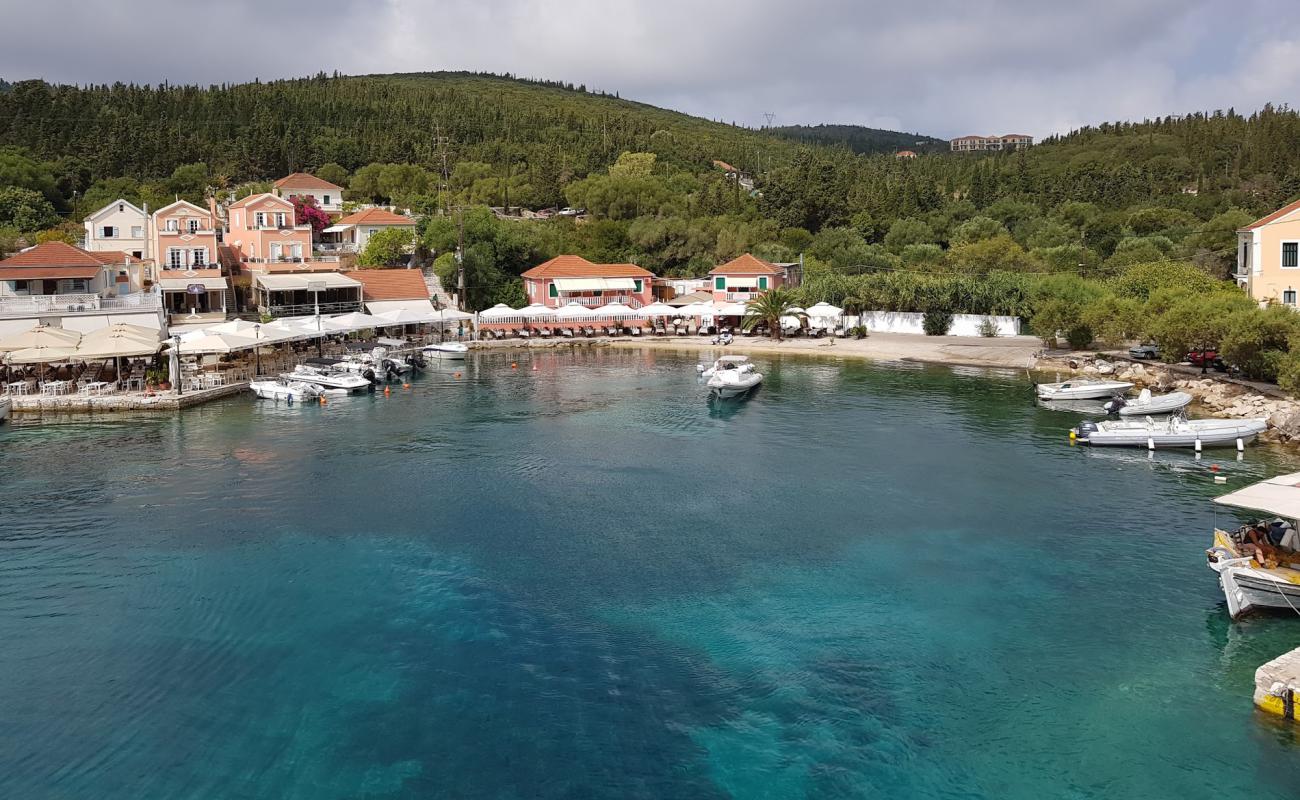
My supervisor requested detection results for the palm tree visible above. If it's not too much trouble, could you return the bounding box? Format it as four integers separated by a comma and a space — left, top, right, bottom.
743, 288, 802, 340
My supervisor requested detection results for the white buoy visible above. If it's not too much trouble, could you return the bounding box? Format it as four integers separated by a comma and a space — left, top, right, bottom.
1195, 437, 1202, 453
1215, 475, 1228, 484
1237, 437, 1245, 452
1148, 436, 1156, 451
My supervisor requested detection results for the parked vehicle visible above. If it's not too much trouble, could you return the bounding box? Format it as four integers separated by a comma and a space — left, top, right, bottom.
1128, 343, 1160, 360
1185, 350, 1227, 371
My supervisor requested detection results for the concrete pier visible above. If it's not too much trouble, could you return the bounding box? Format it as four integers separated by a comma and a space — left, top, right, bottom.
9, 382, 249, 417
1255, 646, 1300, 722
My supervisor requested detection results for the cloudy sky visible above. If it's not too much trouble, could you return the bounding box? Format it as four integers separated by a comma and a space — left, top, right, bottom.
0, 0, 1294, 138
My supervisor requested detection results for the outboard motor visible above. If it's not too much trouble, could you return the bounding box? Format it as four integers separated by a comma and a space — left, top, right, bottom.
1074, 420, 1098, 441
361, 368, 378, 389
382, 359, 401, 382
1102, 395, 1127, 415
405, 353, 426, 371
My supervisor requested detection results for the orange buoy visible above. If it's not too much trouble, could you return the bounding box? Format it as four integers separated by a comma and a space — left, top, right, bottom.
384, 386, 391, 395
1211, 464, 1220, 472
511, 362, 518, 369
454, 372, 462, 379
532, 365, 539, 371
320, 397, 327, 406
403, 383, 411, 389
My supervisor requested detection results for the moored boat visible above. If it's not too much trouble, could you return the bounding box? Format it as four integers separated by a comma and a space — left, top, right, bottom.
285, 364, 374, 393
1072, 415, 1267, 448
704, 355, 763, 399
249, 379, 325, 402
0, 397, 9, 424
1206, 472, 1300, 618
424, 342, 468, 360
1104, 388, 1193, 416
1037, 379, 1134, 400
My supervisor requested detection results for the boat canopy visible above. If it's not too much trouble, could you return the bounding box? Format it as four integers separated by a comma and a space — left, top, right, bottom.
716, 355, 750, 363
1214, 472, 1300, 519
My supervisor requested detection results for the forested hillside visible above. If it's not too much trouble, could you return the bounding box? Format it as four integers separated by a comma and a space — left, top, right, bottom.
5, 74, 1300, 379
765, 124, 946, 155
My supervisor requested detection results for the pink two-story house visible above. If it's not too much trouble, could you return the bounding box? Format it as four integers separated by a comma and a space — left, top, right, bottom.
225, 193, 314, 266
708, 253, 786, 301
151, 200, 226, 319
521, 255, 654, 308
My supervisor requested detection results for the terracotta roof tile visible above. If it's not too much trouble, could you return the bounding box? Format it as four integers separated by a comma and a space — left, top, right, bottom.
0, 265, 102, 280
0, 241, 106, 269
335, 207, 414, 226
520, 255, 653, 279
1244, 198, 1300, 230
85, 250, 143, 265
708, 253, 783, 276
351, 270, 432, 301
274, 172, 344, 191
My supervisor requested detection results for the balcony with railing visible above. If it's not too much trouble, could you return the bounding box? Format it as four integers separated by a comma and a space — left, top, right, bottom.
0, 292, 161, 317
315, 243, 358, 254
245, 256, 341, 265
258, 299, 364, 318
555, 294, 642, 308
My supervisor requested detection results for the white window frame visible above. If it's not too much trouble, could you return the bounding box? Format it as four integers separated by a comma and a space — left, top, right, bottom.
101, 225, 116, 238
167, 248, 185, 269
192, 248, 207, 267
274, 212, 286, 228
165, 219, 178, 232
255, 212, 265, 228
1281, 240, 1300, 270
130, 225, 144, 238
187, 218, 200, 233
1284, 289, 1297, 307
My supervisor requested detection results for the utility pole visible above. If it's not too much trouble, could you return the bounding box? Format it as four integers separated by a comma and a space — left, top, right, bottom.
456, 206, 465, 311
433, 127, 452, 216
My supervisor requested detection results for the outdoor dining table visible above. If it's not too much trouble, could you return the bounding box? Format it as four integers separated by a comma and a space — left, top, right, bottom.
79, 381, 113, 395
40, 380, 73, 396
5, 380, 33, 395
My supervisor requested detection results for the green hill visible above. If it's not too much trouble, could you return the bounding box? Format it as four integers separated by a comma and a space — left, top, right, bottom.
765, 123, 947, 155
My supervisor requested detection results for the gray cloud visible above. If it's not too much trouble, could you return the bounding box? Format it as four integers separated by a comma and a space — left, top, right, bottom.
0, 0, 1295, 138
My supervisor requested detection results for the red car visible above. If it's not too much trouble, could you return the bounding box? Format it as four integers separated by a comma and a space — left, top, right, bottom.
1186, 350, 1227, 370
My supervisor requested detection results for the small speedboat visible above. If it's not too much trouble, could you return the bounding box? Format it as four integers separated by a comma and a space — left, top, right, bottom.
1103, 388, 1192, 416
250, 379, 325, 402
424, 342, 468, 360
1206, 473, 1300, 618
0, 397, 10, 424
1037, 379, 1134, 400
285, 365, 373, 393
704, 355, 763, 399
1072, 415, 1267, 448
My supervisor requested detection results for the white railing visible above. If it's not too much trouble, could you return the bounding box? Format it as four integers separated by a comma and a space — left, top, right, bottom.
0, 292, 160, 316
557, 295, 643, 308
315, 243, 358, 253
726, 291, 757, 301
259, 300, 364, 318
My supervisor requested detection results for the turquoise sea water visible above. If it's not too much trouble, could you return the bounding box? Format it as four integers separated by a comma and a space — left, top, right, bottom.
2, 348, 1299, 799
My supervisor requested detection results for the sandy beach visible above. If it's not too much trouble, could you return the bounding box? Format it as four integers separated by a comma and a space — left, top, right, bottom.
606, 332, 1042, 369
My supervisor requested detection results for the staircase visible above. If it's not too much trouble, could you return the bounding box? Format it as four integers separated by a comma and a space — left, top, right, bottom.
425, 271, 456, 309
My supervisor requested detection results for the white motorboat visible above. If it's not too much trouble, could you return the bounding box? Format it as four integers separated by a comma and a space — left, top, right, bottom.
1037, 379, 1134, 400
0, 397, 10, 424
424, 341, 468, 360
284, 364, 373, 393
704, 355, 763, 398
1206, 472, 1300, 618
1072, 415, 1268, 448
1103, 388, 1193, 416
249, 379, 325, 402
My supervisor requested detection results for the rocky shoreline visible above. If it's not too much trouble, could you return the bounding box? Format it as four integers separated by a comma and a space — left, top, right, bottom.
1037, 354, 1300, 442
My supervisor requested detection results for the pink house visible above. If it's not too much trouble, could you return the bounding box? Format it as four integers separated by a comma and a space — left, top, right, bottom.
521, 255, 655, 308
708, 253, 786, 301
150, 200, 228, 319
225, 193, 315, 267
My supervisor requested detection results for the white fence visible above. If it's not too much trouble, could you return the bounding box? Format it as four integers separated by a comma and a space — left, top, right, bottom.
853, 311, 1022, 336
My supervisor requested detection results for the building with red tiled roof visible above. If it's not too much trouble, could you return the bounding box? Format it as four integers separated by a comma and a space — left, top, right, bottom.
273, 172, 345, 213
1235, 197, 1300, 303
707, 254, 788, 301
0, 241, 145, 299
322, 207, 417, 255
521, 255, 654, 308
895, 150, 918, 159
351, 269, 436, 316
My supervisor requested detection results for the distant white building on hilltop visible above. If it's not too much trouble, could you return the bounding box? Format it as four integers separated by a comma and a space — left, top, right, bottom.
950, 134, 1034, 152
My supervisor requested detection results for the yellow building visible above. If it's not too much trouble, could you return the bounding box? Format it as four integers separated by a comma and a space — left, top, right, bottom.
1238, 198, 1300, 306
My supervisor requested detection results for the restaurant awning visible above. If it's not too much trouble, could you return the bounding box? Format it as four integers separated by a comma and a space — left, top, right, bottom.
255, 273, 361, 291
552, 277, 638, 291
366, 299, 437, 317
723, 277, 758, 288
321, 224, 350, 233
1214, 473, 1300, 519
158, 277, 229, 292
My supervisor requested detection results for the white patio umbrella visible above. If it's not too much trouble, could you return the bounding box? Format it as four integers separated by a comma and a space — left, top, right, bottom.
785, 306, 807, 315
324, 311, 384, 332
714, 302, 748, 316
75, 327, 160, 359
167, 332, 260, 354
806, 302, 844, 318
593, 302, 636, 318
676, 301, 715, 317
5, 344, 80, 364
375, 308, 437, 325
517, 303, 556, 320
637, 302, 678, 317
0, 324, 81, 353
479, 303, 520, 321
204, 319, 265, 337
435, 308, 475, 322
555, 302, 598, 321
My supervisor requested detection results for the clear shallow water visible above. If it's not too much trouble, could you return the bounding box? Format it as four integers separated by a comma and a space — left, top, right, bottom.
2, 348, 1299, 799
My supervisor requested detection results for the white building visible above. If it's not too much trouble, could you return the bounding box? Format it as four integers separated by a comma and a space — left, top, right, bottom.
273, 172, 345, 214
83, 199, 149, 260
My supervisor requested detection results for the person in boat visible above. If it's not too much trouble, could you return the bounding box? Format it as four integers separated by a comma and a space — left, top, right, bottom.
1241, 521, 1300, 567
